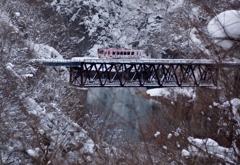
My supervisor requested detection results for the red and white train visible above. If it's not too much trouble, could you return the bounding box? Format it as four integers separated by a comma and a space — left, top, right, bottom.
97, 48, 143, 59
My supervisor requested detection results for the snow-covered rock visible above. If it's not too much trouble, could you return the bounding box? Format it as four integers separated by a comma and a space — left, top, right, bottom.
147, 87, 196, 100
181, 149, 190, 157
207, 10, 240, 50
29, 43, 64, 60
154, 131, 161, 137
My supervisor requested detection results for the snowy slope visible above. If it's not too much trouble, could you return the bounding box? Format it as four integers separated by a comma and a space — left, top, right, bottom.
0, 6, 98, 164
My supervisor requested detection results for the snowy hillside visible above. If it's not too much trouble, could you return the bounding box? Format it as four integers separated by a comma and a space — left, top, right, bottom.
0, 3, 98, 164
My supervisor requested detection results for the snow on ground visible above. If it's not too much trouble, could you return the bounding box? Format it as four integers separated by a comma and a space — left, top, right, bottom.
147, 87, 195, 100
147, 88, 171, 98
207, 10, 240, 50
187, 137, 237, 164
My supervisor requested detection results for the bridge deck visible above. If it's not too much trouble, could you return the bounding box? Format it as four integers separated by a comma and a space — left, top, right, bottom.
30, 58, 240, 66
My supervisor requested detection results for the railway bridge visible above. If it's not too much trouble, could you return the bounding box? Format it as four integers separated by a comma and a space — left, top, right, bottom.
30, 58, 240, 88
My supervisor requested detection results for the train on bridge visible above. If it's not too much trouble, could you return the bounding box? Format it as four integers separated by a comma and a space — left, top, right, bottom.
97, 48, 143, 59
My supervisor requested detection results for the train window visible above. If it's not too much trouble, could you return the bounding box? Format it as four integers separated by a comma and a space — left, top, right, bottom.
124, 52, 127, 55
113, 51, 115, 55
120, 52, 123, 55
127, 52, 130, 55
98, 49, 104, 53
131, 52, 134, 55
117, 52, 119, 55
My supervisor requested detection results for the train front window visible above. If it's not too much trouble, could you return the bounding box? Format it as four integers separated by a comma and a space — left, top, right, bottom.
98, 49, 104, 54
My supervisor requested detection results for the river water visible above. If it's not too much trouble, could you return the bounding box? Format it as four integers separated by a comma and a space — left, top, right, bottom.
86, 87, 152, 142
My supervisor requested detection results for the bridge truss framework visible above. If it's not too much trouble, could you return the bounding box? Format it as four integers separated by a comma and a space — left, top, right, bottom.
68, 59, 219, 87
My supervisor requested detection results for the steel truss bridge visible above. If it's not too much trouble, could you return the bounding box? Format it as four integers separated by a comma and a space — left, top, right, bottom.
30, 58, 240, 88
